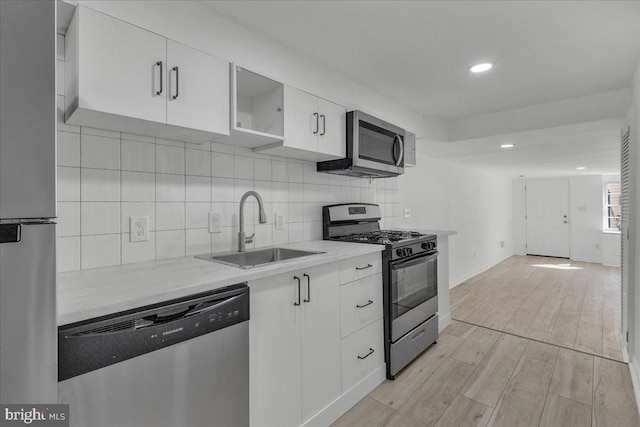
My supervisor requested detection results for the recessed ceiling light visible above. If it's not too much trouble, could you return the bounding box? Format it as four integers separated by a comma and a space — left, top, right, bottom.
500, 143, 515, 148
469, 62, 493, 73
576, 166, 586, 170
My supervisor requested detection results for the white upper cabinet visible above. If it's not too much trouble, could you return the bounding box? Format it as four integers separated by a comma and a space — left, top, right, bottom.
255, 85, 346, 162
64, 6, 229, 143
166, 40, 229, 135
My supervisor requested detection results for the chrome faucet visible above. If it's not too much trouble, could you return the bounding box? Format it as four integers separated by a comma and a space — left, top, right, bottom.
238, 190, 268, 252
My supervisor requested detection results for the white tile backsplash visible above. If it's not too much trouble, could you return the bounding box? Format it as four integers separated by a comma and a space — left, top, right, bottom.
81, 134, 120, 170
58, 131, 80, 167
81, 202, 120, 235
81, 169, 120, 201
56, 120, 398, 271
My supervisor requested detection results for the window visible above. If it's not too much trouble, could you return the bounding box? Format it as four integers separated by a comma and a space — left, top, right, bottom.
604, 180, 621, 231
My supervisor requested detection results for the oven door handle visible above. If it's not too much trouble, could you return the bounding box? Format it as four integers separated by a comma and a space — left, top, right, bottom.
392, 251, 438, 269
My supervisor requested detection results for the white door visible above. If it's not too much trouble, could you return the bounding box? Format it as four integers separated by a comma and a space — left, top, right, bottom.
525, 179, 570, 257
300, 264, 341, 422
317, 98, 346, 159
284, 86, 319, 152
76, 6, 167, 124
166, 40, 229, 134
249, 273, 302, 427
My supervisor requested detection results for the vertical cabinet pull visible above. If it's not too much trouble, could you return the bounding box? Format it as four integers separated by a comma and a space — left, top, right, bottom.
312, 113, 319, 134
293, 276, 301, 306
320, 115, 326, 136
303, 273, 310, 303
155, 61, 163, 95
172, 66, 179, 100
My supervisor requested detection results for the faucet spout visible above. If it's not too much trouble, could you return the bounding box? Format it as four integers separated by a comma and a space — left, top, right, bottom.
238, 190, 268, 252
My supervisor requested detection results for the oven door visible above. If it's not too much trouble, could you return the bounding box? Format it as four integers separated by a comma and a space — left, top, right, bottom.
390, 251, 438, 341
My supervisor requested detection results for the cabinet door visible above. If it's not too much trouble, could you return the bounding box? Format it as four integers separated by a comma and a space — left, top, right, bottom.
317, 98, 346, 158
75, 6, 166, 124
249, 274, 302, 427
300, 264, 341, 422
166, 40, 229, 135
284, 86, 318, 152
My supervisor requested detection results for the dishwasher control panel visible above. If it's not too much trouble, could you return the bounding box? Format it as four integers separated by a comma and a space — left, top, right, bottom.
58, 284, 249, 381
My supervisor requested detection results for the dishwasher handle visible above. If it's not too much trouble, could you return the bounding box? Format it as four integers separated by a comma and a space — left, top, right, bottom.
143, 304, 197, 324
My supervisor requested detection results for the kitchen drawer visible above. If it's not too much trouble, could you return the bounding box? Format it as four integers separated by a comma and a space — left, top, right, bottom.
340, 274, 383, 338
339, 253, 382, 285
341, 318, 384, 393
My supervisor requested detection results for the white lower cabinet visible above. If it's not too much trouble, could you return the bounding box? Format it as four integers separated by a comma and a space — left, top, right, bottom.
249, 263, 340, 427
340, 318, 385, 392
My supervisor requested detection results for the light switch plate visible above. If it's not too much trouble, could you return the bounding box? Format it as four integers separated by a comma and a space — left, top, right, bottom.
209, 212, 221, 233
130, 216, 148, 242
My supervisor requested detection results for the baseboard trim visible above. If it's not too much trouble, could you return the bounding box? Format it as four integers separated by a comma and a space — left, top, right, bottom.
301, 365, 386, 427
628, 356, 640, 418
450, 253, 514, 288
439, 312, 451, 332
570, 256, 603, 264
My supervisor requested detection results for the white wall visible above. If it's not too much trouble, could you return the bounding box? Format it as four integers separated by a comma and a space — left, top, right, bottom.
512, 175, 606, 263
398, 149, 514, 287
603, 233, 621, 267
628, 57, 640, 402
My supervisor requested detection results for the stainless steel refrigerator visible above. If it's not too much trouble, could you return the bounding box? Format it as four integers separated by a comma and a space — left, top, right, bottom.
0, 0, 58, 403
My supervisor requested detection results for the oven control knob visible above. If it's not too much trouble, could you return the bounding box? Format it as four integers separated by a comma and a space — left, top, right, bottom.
421, 243, 428, 250
396, 249, 403, 257
407, 248, 413, 256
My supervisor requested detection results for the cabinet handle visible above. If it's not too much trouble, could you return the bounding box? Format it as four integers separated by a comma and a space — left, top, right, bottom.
303, 273, 310, 303
155, 61, 163, 95
320, 115, 326, 136
172, 66, 179, 100
357, 348, 375, 360
356, 299, 373, 309
313, 112, 319, 134
355, 264, 373, 271
293, 276, 301, 306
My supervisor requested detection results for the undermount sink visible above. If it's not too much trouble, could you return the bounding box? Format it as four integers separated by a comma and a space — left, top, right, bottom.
196, 247, 325, 269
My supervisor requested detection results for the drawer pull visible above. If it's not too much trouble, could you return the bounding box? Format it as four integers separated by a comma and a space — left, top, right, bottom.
356, 299, 374, 309
357, 348, 375, 360
412, 329, 426, 341
355, 264, 373, 271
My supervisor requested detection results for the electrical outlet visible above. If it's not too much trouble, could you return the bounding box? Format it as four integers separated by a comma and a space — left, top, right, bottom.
403, 208, 411, 218
209, 212, 221, 233
274, 212, 284, 230
130, 216, 148, 242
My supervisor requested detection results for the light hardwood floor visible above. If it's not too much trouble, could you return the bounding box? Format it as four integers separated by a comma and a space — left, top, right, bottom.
333, 321, 639, 427
333, 256, 638, 427
450, 255, 624, 361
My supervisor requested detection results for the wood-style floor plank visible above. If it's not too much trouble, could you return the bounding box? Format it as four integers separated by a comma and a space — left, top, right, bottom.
539, 393, 591, 427
331, 396, 395, 427
486, 341, 558, 427
433, 395, 493, 427
449, 327, 501, 367
384, 358, 476, 427
548, 348, 593, 406
593, 357, 640, 427
461, 333, 528, 408
442, 319, 477, 340
450, 256, 624, 361
369, 333, 464, 410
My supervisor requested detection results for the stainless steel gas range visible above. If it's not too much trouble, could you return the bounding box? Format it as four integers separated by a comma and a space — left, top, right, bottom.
323, 203, 439, 379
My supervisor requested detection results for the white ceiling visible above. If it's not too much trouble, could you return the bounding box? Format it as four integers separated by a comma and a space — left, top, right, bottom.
204, 0, 640, 120
203, 0, 639, 177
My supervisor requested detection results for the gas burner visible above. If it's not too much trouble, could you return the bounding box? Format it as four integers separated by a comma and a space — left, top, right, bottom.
341, 230, 426, 244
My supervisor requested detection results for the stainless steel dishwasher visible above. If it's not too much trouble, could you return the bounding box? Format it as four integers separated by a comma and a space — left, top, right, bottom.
58, 284, 249, 427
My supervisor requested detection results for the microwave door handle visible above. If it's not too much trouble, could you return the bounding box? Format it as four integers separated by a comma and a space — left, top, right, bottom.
394, 135, 404, 166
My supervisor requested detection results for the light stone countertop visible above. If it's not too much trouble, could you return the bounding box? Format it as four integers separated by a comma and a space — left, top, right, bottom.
57, 240, 383, 326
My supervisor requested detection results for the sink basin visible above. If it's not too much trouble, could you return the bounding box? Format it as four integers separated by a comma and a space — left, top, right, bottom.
196, 248, 325, 269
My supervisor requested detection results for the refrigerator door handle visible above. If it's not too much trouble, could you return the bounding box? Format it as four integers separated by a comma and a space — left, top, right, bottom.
0, 224, 21, 244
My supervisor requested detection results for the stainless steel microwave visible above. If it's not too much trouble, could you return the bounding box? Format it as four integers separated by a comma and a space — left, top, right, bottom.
317, 110, 405, 178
